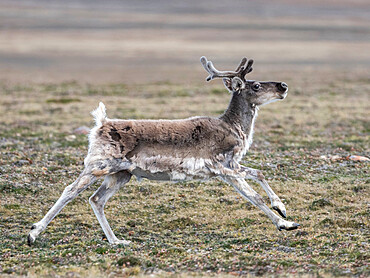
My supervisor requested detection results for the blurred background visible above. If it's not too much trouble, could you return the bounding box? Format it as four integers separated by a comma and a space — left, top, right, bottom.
0, 0, 369, 85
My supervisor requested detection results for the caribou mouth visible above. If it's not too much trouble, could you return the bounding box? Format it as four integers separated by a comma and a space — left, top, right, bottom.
279, 91, 288, 99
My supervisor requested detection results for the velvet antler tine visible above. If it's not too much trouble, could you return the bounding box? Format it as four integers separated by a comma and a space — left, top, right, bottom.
235, 57, 247, 72
200, 56, 213, 81
200, 56, 208, 69
241, 59, 254, 78
206, 61, 219, 80
200, 56, 253, 82
247, 59, 254, 69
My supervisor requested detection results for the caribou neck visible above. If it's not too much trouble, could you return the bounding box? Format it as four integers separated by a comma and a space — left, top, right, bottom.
220, 92, 258, 137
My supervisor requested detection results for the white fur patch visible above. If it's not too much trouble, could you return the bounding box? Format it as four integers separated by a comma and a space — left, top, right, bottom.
232, 109, 258, 163
246, 108, 258, 151
91, 102, 107, 127
259, 97, 282, 106
130, 154, 213, 181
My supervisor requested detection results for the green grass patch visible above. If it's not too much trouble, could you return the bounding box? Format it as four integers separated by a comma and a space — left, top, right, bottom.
46, 98, 81, 104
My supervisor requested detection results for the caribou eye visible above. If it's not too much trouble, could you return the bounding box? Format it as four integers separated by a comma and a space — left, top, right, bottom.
252, 83, 261, 91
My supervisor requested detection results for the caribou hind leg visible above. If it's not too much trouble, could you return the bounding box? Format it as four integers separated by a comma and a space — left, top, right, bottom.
27, 158, 132, 245
89, 171, 132, 245
28, 169, 97, 245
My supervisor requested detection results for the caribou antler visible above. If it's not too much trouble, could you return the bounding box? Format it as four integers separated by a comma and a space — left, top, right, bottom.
200, 56, 253, 82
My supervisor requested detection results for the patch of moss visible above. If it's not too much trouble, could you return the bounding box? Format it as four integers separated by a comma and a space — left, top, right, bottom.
309, 198, 333, 210
161, 217, 195, 230
46, 98, 81, 104
117, 256, 141, 267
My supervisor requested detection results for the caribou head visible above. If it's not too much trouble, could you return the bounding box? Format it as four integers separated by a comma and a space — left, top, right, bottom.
200, 56, 288, 106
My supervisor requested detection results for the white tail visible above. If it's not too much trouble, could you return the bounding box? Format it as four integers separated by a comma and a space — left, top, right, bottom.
91, 102, 107, 127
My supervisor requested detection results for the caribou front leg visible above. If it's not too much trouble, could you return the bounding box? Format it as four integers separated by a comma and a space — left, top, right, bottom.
224, 177, 299, 231
210, 161, 287, 218
240, 166, 287, 218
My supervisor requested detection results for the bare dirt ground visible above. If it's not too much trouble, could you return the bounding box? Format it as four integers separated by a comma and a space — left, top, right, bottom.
0, 1, 369, 277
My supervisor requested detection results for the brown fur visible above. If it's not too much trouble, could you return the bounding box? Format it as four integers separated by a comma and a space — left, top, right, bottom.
96, 117, 243, 172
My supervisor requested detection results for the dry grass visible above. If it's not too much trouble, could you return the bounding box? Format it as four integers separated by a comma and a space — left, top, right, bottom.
0, 73, 369, 277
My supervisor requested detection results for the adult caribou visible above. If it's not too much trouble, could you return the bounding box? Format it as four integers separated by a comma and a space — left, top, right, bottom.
28, 56, 299, 246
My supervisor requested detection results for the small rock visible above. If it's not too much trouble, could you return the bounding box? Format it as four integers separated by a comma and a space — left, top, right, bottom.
0, 139, 14, 147
320, 155, 343, 162
219, 197, 234, 205
73, 126, 90, 135
65, 135, 76, 141
3, 268, 14, 274
295, 230, 308, 237
276, 245, 296, 253
330, 155, 343, 161
15, 160, 30, 167
348, 155, 369, 162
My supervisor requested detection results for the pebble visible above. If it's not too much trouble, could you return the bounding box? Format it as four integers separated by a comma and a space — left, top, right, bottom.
349, 155, 369, 162
65, 135, 76, 141
15, 160, 30, 167
320, 154, 369, 162
73, 126, 90, 135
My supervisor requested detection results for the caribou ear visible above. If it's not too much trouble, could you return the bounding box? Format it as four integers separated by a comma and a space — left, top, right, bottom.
231, 77, 245, 92
222, 78, 233, 92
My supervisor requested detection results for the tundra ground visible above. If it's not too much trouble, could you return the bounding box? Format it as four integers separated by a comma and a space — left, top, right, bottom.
0, 74, 368, 277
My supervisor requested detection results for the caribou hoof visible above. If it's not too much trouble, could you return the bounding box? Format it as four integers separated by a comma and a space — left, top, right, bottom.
27, 223, 41, 246
27, 233, 35, 246
278, 222, 300, 231
273, 206, 287, 218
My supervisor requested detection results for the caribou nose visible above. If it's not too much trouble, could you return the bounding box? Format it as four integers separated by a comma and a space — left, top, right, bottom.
277, 82, 288, 92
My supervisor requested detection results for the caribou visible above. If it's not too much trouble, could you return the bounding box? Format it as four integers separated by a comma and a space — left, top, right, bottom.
28, 56, 299, 246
